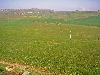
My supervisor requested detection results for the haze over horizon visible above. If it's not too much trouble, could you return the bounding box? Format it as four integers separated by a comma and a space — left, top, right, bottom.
0, 0, 100, 11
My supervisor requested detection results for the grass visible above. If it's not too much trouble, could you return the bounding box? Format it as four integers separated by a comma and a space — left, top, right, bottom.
34, 15, 100, 27
0, 64, 7, 74
67, 15, 100, 27
0, 16, 100, 75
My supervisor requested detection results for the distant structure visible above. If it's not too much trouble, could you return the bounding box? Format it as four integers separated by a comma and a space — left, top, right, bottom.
76, 10, 78, 12
27, 12, 33, 14
98, 10, 100, 12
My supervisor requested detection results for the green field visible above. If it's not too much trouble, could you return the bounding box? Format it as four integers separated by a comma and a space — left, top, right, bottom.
0, 12, 100, 75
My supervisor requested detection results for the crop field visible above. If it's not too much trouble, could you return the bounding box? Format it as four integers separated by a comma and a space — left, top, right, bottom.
0, 12, 100, 75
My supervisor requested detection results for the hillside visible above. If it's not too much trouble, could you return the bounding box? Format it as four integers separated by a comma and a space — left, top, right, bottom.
0, 11, 100, 75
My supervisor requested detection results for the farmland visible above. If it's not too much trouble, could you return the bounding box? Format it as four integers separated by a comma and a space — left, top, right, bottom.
0, 10, 100, 75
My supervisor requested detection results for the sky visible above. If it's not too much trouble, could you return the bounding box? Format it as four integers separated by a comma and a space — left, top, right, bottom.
0, 0, 100, 11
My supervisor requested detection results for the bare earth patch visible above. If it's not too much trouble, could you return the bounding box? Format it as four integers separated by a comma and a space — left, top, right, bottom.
0, 60, 51, 75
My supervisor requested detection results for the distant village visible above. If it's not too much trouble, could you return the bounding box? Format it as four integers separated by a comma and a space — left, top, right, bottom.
0, 8, 100, 14
0, 8, 100, 19
0, 8, 55, 16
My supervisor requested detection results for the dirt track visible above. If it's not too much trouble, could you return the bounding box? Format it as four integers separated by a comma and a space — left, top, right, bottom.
0, 61, 51, 75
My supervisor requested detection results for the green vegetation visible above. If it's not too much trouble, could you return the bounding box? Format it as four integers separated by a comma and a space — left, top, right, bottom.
34, 15, 100, 27
0, 64, 7, 74
0, 12, 100, 75
67, 15, 100, 26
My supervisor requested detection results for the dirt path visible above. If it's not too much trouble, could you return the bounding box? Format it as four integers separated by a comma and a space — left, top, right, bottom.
0, 60, 51, 75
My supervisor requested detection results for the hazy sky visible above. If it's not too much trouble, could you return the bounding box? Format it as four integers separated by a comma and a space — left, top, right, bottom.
0, 0, 100, 11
